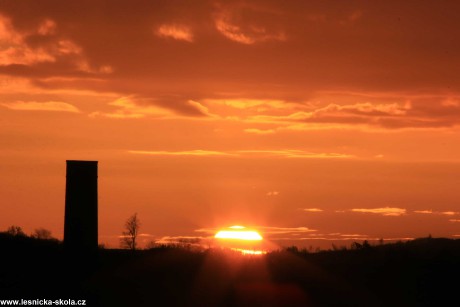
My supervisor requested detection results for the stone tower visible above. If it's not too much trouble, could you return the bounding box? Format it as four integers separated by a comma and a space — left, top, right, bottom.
64, 160, 98, 252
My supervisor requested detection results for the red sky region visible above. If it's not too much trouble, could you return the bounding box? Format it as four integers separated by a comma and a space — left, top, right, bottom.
1, 0, 460, 249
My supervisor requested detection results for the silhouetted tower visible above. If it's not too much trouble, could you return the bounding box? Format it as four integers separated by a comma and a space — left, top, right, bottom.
64, 160, 98, 253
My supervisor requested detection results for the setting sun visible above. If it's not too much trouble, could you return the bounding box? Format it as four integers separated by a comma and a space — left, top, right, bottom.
214, 226, 263, 241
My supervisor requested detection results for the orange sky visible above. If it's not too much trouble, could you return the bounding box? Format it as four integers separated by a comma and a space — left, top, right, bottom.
1, 0, 460, 249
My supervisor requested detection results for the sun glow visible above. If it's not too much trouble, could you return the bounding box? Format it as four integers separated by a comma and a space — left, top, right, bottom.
215, 226, 263, 241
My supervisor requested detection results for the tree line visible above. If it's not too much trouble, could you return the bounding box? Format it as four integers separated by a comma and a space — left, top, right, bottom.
2, 225, 55, 240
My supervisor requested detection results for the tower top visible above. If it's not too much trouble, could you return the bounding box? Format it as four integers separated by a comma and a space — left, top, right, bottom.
66, 160, 98, 163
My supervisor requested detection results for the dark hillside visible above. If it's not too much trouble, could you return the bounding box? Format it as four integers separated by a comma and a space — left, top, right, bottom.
1, 234, 459, 306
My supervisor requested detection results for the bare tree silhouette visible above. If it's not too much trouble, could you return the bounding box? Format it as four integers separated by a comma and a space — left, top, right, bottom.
120, 213, 140, 251
6, 225, 26, 237
33, 228, 52, 239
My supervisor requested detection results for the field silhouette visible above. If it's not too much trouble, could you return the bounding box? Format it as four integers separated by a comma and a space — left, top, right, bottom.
1, 232, 459, 306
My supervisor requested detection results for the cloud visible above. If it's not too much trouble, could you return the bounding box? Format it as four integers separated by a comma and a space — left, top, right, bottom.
449, 219, 460, 223
187, 100, 214, 117
351, 207, 406, 216
195, 228, 216, 234
0, 14, 106, 76
128, 149, 353, 159
195, 226, 316, 236
266, 191, 279, 196
2, 1, 460, 125
270, 234, 415, 242
238, 150, 354, 159
196, 226, 417, 244
245, 102, 411, 128
414, 210, 459, 216
214, 4, 286, 44
0, 15, 55, 65
259, 226, 317, 234
37, 19, 57, 36
223, 99, 460, 131
309, 102, 409, 118
156, 24, 194, 42
339, 234, 368, 238
154, 236, 204, 245
222, 99, 288, 110
303, 208, 323, 212
1, 100, 80, 112
414, 210, 433, 214
128, 150, 236, 157
89, 96, 172, 119
441, 211, 458, 216
244, 128, 276, 134
197, 96, 460, 132
118, 233, 154, 239
214, 19, 285, 44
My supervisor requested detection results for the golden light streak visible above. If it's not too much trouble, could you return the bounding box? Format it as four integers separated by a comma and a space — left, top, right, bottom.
231, 248, 267, 255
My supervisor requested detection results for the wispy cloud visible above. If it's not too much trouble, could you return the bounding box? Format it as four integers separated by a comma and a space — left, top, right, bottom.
118, 233, 154, 239
2, 2, 460, 128
129, 149, 353, 159
128, 150, 236, 157
340, 234, 368, 238
303, 208, 323, 212
270, 235, 415, 242
237, 150, 354, 159
266, 191, 279, 196
244, 128, 276, 135
89, 97, 172, 119
310, 102, 409, 118
203, 98, 460, 132
154, 236, 204, 245
156, 24, 194, 42
449, 219, 460, 223
0, 15, 109, 75
195, 226, 316, 236
259, 226, 317, 234
1, 100, 80, 113
205, 99, 290, 110
0, 16, 56, 65
90, 97, 210, 119
441, 211, 459, 216
195, 228, 216, 234
351, 207, 406, 216
414, 210, 433, 214
414, 210, 459, 216
214, 8, 285, 45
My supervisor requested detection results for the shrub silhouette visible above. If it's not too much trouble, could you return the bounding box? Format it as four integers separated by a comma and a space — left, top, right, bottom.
32, 228, 53, 239
6, 225, 26, 237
